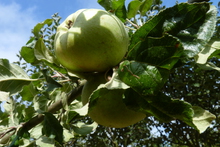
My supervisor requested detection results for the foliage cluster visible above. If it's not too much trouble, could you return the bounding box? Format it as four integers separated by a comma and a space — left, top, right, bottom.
0, 0, 220, 146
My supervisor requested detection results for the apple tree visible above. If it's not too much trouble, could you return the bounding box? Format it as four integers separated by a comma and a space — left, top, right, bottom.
0, 0, 219, 146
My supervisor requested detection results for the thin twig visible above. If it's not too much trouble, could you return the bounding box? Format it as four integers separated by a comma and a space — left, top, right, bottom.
126, 18, 139, 29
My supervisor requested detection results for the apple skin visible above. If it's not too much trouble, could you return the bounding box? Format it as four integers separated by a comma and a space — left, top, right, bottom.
54, 9, 129, 73
81, 73, 107, 105
88, 89, 146, 128
82, 73, 146, 128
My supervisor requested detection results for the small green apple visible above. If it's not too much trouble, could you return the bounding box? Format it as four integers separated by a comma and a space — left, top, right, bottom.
81, 73, 146, 128
54, 9, 129, 73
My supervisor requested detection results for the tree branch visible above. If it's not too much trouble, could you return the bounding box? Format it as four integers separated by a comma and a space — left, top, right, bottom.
25, 82, 84, 130
0, 82, 84, 144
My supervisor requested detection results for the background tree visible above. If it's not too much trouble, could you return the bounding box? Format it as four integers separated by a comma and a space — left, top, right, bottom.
0, 0, 219, 146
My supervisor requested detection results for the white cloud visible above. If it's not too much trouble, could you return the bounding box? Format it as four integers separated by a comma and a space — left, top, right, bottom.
0, 2, 38, 62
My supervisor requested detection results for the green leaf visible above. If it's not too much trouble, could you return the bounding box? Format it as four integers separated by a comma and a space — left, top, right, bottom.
127, 0, 142, 19
0, 59, 37, 95
97, 0, 112, 10
20, 37, 38, 64
42, 112, 63, 145
135, 91, 216, 133
123, 89, 173, 122
139, 0, 153, 16
124, 87, 215, 133
34, 38, 67, 74
32, 19, 53, 38
20, 47, 37, 63
33, 95, 49, 112
97, 0, 127, 22
34, 38, 56, 64
177, 5, 217, 58
73, 122, 98, 135
9, 127, 29, 147
146, 93, 194, 123
192, 106, 216, 133
127, 35, 183, 69
123, 88, 195, 124
118, 60, 164, 96
114, 2, 127, 22
22, 105, 36, 121
129, 3, 216, 60
129, 3, 209, 47
20, 84, 38, 101
41, 69, 62, 91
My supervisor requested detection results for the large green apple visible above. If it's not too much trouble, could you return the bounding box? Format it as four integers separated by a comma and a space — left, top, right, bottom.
54, 9, 129, 73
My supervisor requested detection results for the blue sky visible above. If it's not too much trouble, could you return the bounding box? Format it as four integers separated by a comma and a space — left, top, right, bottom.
0, 0, 219, 62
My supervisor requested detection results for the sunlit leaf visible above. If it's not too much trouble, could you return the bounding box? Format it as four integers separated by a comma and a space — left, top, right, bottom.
32, 19, 53, 38
195, 39, 219, 64
192, 106, 216, 133
73, 104, 89, 116
63, 129, 74, 142
0, 59, 37, 95
208, 40, 220, 58
0, 91, 9, 101
73, 122, 98, 135
195, 39, 220, 71
29, 124, 43, 139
